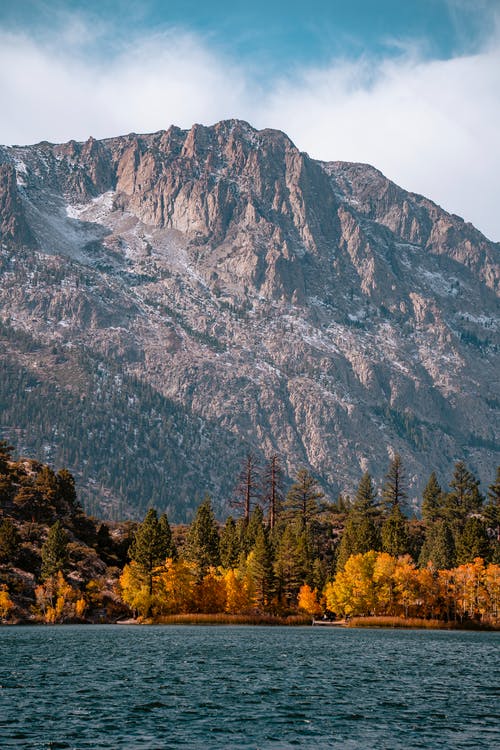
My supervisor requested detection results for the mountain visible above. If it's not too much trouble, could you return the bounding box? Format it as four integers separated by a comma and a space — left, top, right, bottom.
0, 120, 498, 520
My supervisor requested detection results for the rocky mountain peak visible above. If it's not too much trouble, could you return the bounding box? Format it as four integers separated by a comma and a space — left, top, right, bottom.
0, 120, 498, 519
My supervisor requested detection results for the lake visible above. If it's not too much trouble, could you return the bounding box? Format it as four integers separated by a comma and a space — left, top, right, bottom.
1, 625, 499, 749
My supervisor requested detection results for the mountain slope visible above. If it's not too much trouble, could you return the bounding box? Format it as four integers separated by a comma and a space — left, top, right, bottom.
0, 120, 498, 519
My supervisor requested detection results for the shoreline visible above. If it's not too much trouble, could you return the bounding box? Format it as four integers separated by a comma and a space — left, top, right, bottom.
3, 614, 499, 630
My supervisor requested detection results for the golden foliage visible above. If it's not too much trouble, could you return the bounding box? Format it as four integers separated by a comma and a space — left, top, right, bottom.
297, 584, 322, 616
34, 571, 84, 623
0, 584, 14, 618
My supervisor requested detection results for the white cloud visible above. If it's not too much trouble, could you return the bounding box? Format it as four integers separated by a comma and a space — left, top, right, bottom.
0, 23, 499, 241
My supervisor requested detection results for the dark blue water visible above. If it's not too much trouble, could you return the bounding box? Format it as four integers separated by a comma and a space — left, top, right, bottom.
1, 625, 499, 749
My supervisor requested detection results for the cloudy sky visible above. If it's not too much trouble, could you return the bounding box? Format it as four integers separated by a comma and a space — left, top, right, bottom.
1, 0, 499, 240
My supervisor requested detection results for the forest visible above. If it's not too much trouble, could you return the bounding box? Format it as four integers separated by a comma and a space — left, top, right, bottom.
0, 439, 499, 626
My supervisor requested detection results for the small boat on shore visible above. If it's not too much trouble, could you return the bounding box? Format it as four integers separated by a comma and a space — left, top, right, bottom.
312, 619, 347, 627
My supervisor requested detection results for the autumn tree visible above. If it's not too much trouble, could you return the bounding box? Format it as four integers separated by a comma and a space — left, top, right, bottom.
0, 584, 14, 619
297, 583, 322, 616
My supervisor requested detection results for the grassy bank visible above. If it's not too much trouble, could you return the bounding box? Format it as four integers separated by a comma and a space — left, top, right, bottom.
346, 616, 500, 630
151, 613, 312, 626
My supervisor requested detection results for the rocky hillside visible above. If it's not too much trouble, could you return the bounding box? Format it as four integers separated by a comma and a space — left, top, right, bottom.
0, 120, 498, 519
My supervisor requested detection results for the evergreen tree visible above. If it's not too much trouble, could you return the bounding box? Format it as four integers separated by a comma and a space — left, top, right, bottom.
13, 481, 45, 522
336, 473, 380, 571
421, 472, 444, 524
41, 521, 68, 580
129, 509, 174, 599
0, 519, 20, 563
185, 495, 220, 578
443, 461, 483, 528
354, 472, 380, 516
382, 454, 407, 512
285, 468, 324, 527
56, 469, 79, 512
331, 493, 350, 514
35, 465, 59, 517
484, 466, 500, 544
219, 516, 241, 568
261, 454, 284, 530
240, 505, 265, 556
0, 472, 14, 509
455, 517, 490, 564
0, 440, 14, 475
381, 504, 409, 557
158, 513, 176, 560
418, 520, 455, 569
246, 526, 274, 609
273, 522, 308, 606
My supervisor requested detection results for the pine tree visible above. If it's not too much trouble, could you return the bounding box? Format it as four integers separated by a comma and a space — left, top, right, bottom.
0, 440, 14, 475
129, 509, 173, 599
219, 516, 241, 568
443, 461, 483, 528
421, 472, 444, 524
35, 465, 59, 517
484, 466, 500, 543
56, 469, 79, 512
336, 473, 380, 571
382, 454, 407, 512
0, 519, 20, 563
285, 468, 324, 527
240, 505, 265, 556
273, 522, 308, 606
418, 520, 455, 569
354, 472, 380, 516
381, 504, 409, 557
41, 521, 68, 580
455, 517, 490, 564
158, 513, 176, 560
246, 526, 274, 609
13, 481, 45, 522
261, 454, 284, 530
185, 495, 220, 578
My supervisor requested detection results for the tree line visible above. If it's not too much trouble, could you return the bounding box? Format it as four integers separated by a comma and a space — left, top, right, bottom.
119, 454, 499, 622
1, 438, 499, 625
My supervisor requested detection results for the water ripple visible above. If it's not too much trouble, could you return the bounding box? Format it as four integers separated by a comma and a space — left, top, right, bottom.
0, 625, 498, 749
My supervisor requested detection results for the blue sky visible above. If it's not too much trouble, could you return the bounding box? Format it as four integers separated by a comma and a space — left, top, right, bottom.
0, 0, 499, 239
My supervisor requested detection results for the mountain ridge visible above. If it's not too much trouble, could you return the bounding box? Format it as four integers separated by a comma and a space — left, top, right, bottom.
0, 119, 498, 519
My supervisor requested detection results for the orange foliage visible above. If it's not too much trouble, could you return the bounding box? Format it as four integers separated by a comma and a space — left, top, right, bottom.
297, 584, 322, 616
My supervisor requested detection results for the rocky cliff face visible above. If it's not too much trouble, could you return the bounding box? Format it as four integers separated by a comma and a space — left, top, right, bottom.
0, 120, 498, 519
